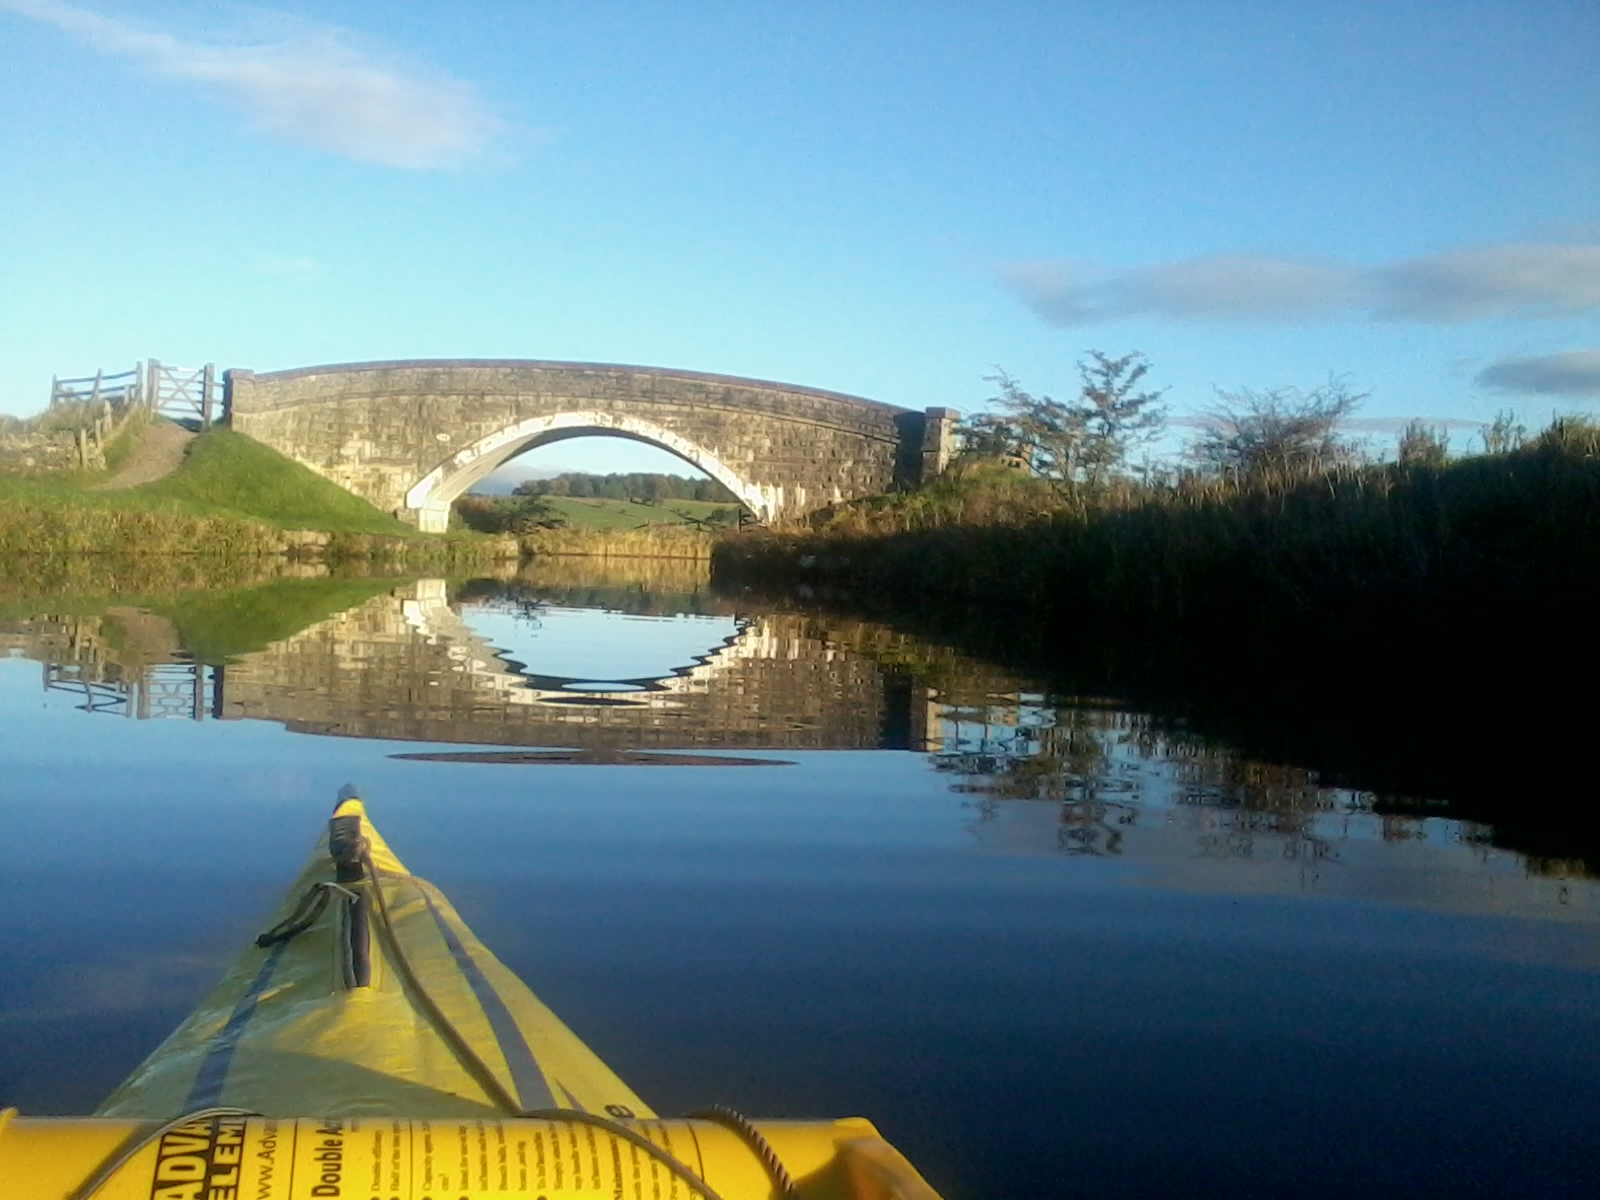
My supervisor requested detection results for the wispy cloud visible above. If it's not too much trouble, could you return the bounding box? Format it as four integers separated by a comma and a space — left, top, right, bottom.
1476, 349, 1600, 398
1373, 245, 1600, 321
0, 0, 504, 168
1002, 240, 1600, 327
1002, 256, 1360, 325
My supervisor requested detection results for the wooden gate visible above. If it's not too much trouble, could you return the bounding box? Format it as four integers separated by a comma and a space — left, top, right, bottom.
145, 359, 224, 427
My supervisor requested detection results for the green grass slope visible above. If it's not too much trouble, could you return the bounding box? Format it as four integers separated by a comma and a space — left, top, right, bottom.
139, 429, 415, 533
0, 426, 468, 556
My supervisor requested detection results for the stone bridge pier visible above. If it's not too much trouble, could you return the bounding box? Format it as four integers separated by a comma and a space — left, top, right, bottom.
226, 360, 957, 529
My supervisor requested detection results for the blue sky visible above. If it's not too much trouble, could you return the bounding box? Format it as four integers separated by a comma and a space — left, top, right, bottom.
2, 0, 1595, 479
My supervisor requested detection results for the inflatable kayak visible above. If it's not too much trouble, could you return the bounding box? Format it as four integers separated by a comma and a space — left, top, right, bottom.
0, 790, 943, 1199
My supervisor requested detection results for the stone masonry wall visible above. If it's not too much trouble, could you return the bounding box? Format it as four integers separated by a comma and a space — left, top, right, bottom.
228, 360, 951, 526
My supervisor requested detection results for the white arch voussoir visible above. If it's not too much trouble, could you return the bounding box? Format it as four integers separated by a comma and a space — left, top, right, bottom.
402, 410, 774, 530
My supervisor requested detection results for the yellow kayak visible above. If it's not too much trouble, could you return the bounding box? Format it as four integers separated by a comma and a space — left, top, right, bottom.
0, 791, 943, 1200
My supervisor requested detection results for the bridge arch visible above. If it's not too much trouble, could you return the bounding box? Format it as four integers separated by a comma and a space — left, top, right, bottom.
404, 410, 771, 532
225, 359, 958, 526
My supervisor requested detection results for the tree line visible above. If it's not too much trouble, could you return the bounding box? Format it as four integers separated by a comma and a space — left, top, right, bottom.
513, 472, 736, 503
960, 349, 1498, 489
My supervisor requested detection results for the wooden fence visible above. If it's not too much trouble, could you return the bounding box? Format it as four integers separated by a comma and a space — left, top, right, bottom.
48, 365, 143, 409
46, 358, 225, 468
50, 358, 225, 427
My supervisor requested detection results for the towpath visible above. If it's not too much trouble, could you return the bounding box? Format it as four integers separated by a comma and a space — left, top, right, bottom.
89, 418, 195, 490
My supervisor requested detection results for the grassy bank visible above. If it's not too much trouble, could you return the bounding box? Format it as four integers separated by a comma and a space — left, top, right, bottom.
713, 420, 1600, 862
0, 425, 515, 566
518, 524, 714, 559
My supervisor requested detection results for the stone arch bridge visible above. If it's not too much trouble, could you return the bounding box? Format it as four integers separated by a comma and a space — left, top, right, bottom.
226, 360, 957, 529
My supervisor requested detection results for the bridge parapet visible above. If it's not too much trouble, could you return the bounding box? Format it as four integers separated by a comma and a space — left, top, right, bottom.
227, 359, 954, 528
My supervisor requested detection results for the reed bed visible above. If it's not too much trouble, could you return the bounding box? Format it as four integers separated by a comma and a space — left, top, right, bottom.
716, 419, 1600, 641
0, 501, 515, 569
0, 501, 285, 559
519, 525, 714, 559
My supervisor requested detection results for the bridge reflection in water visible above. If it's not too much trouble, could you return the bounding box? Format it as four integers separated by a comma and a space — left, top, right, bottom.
2, 575, 1593, 897
0, 579, 978, 753
213, 579, 947, 752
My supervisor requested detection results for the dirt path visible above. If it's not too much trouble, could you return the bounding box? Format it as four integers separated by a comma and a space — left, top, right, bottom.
90, 418, 196, 490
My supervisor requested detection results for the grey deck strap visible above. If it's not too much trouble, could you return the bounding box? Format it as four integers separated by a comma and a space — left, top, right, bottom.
416, 880, 556, 1111
184, 941, 289, 1109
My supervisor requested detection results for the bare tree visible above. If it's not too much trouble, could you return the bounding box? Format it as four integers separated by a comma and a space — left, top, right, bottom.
1075, 351, 1169, 487
1189, 377, 1367, 479
966, 351, 1167, 496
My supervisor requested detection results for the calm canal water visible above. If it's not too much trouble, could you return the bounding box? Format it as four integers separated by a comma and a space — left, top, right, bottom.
2, 561, 1597, 1199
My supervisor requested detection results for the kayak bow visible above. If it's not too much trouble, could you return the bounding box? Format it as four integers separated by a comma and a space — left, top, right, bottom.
0, 792, 945, 1200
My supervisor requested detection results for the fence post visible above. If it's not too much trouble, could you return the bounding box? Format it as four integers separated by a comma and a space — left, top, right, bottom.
49, 374, 59, 411
146, 358, 160, 415
201, 362, 216, 427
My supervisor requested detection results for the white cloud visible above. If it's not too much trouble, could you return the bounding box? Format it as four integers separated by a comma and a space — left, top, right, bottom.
1373, 244, 1600, 322
1002, 240, 1600, 327
999, 255, 1356, 325
1476, 349, 1600, 398
1125, 255, 1359, 321
0, 0, 504, 168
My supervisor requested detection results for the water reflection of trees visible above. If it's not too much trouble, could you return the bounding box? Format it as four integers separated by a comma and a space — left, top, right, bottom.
937, 702, 1362, 865
933, 699, 1600, 893
936, 704, 1145, 857
1165, 739, 1345, 868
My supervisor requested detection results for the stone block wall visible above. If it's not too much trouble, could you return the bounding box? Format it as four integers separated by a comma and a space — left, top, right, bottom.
229, 360, 955, 527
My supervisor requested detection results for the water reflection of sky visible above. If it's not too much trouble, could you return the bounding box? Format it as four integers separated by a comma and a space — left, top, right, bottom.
461, 602, 741, 686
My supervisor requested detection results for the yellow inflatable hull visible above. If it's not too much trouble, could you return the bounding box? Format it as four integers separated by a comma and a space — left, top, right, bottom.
0, 795, 943, 1200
